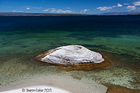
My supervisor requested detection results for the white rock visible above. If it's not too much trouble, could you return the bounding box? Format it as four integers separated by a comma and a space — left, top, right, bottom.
40, 45, 104, 65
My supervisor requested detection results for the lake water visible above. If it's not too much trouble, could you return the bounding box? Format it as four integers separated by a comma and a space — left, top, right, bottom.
0, 16, 140, 90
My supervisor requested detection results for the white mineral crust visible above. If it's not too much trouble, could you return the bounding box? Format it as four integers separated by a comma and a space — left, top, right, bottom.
41, 45, 104, 65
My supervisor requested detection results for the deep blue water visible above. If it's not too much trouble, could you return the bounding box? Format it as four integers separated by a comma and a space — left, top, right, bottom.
1, 16, 140, 36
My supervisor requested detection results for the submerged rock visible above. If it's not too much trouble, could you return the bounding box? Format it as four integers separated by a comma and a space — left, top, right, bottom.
36, 45, 104, 65
106, 85, 140, 93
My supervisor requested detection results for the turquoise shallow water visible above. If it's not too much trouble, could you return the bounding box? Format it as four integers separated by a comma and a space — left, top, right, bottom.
0, 16, 140, 89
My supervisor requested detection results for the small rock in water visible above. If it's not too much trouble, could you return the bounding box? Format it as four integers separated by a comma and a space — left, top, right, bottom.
36, 45, 104, 65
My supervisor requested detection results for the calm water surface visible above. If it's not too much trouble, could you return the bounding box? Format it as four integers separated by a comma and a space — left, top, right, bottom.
0, 16, 140, 89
